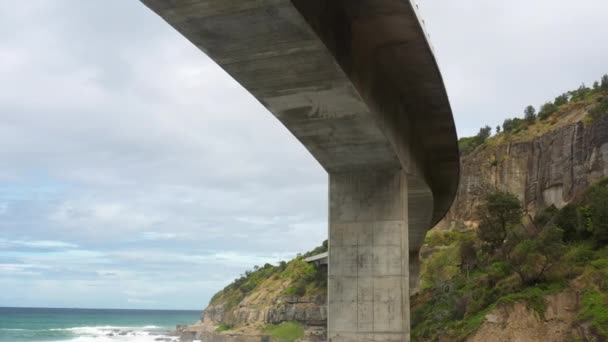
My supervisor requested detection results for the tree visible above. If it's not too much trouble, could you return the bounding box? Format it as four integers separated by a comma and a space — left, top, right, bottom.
477, 191, 524, 253
524, 105, 536, 124
508, 224, 565, 285
589, 97, 608, 121
458, 136, 476, 155
594, 81, 600, 90
496, 125, 501, 134
534, 205, 559, 227
476, 126, 492, 144
538, 102, 557, 120
581, 183, 608, 245
554, 93, 569, 107
601, 74, 608, 90
459, 239, 477, 277
458, 126, 493, 155
503, 117, 525, 133
555, 204, 583, 242
570, 84, 590, 102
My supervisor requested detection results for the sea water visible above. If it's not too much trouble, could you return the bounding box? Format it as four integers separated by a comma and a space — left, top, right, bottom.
0, 307, 200, 342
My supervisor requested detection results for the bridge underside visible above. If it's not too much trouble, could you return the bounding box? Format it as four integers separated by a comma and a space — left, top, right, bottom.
141, 1, 459, 341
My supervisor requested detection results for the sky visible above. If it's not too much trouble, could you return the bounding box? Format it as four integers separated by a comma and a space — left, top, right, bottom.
0, 0, 607, 310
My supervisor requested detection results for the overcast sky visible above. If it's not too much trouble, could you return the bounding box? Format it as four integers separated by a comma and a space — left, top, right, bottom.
1, 0, 607, 310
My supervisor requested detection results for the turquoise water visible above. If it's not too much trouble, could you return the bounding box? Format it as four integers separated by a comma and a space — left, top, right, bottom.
0, 307, 200, 342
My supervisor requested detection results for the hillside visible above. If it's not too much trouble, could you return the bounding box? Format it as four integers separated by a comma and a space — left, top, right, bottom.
414, 180, 608, 341
441, 79, 608, 229
413, 75, 608, 341
180, 243, 328, 342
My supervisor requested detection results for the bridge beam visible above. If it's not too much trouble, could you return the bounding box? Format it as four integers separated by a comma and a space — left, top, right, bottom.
329, 168, 410, 341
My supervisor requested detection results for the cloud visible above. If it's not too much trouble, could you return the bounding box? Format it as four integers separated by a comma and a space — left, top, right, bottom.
140, 232, 183, 241
0, 238, 78, 250
417, 0, 608, 136
127, 298, 158, 305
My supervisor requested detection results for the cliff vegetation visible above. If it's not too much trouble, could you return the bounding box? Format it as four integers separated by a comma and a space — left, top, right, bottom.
414, 74, 608, 341
414, 170, 608, 338
459, 73, 608, 156
209, 241, 327, 312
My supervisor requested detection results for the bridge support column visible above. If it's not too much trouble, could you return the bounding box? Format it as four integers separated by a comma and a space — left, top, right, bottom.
328, 168, 410, 342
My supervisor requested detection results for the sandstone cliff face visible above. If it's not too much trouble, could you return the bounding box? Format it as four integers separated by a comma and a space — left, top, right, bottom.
184, 293, 327, 342
439, 113, 608, 229
200, 295, 327, 328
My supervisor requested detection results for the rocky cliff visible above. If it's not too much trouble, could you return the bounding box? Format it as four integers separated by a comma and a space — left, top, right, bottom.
439, 99, 608, 230
188, 295, 326, 341
412, 88, 608, 341
180, 246, 328, 342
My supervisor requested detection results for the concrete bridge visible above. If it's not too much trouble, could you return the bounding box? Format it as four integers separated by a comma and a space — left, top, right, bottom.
141, 1, 459, 340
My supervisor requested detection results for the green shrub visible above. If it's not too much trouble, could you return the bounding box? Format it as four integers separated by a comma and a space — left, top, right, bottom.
556, 204, 584, 241
570, 84, 592, 102
565, 243, 596, 265
581, 183, 608, 245
264, 322, 304, 342
488, 261, 511, 279
539, 102, 558, 120
215, 323, 233, 333
458, 126, 492, 155
534, 205, 559, 226
503, 117, 526, 133
425, 230, 476, 248
421, 246, 460, 289
509, 224, 565, 285
589, 97, 608, 122
281, 258, 326, 297
554, 93, 569, 106
458, 136, 478, 155
579, 290, 608, 337
284, 281, 306, 296
415, 178, 608, 340
496, 282, 564, 319
602, 74, 608, 90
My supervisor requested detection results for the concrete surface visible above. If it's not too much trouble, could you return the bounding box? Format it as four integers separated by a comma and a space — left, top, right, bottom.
140, 1, 459, 340
329, 168, 410, 341
304, 252, 329, 266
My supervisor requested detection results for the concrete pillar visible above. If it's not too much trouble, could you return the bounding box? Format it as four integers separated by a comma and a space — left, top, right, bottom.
328, 168, 410, 342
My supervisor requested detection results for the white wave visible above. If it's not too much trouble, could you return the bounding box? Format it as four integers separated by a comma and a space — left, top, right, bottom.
48, 325, 162, 331
60, 337, 179, 342
40, 325, 178, 342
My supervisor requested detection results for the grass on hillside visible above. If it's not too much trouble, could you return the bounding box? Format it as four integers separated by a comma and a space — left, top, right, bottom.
579, 290, 608, 336
264, 321, 304, 342
209, 241, 327, 313
214, 323, 233, 333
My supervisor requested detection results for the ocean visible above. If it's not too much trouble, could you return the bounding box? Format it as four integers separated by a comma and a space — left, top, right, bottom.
0, 307, 201, 342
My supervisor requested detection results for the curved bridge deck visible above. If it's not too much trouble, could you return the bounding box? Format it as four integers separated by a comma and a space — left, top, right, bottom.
141, 1, 459, 340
